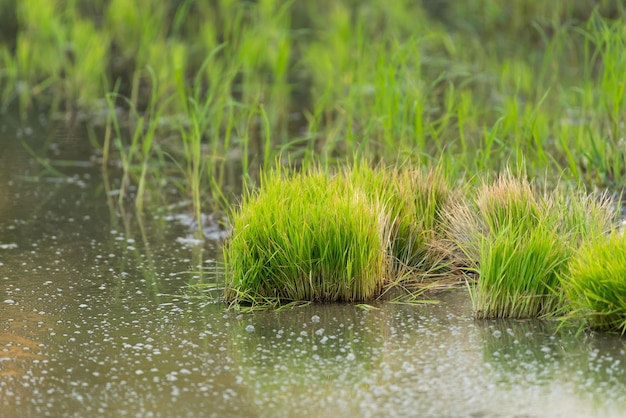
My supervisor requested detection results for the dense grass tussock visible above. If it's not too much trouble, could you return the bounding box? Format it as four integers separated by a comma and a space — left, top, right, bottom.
224, 168, 392, 304
387, 168, 454, 278
563, 233, 626, 333
474, 222, 569, 319
224, 166, 617, 311
348, 164, 453, 278
224, 164, 455, 306
448, 173, 613, 319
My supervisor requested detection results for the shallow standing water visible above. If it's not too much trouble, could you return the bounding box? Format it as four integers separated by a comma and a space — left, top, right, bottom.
3, 120, 626, 418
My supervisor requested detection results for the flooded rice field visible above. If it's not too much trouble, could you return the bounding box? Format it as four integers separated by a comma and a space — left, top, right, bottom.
3, 124, 626, 417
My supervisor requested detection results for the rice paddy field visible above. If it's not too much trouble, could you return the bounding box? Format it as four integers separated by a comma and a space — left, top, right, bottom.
3, 0, 626, 416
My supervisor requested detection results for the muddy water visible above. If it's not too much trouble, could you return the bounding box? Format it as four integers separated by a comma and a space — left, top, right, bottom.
3, 122, 626, 418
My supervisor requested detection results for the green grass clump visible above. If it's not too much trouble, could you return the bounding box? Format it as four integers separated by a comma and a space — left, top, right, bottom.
563, 233, 626, 333
348, 164, 453, 279
469, 174, 567, 319
449, 173, 613, 319
474, 221, 568, 319
223, 168, 391, 305
384, 167, 453, 278
223, 163, 456, 307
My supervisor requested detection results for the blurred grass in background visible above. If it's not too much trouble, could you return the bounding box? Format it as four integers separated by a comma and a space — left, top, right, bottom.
1, 0, 625, 215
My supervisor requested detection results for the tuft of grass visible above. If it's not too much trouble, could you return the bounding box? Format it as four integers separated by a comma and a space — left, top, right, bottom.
223, 166, 392, 305
448, 172, 614, 319
385, 166, 454, 278
348, 163, 454, 279
223, 162, 457, 307
448, 173, 543, 266
562, 232, 626, 333
473, 221, 569, 319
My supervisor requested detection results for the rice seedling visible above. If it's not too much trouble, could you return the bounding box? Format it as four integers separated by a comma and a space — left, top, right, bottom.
13, 0, 66, 117
63, 19, 110, 112
548, 188, 615, 247
562, 232, 626, 333
448, 173, 540, 264
345, 162, 455, 280
573, 15, 626, 187
106, 0, 167, 109
472, 220, 569, 319
103, 72, 171, 214
223, 167, 392, 305
384, 167, 453, 278
223, 161, 459, 307
448, 172, 614, 319
2, 0, 625, 190
0, 48, 18, 111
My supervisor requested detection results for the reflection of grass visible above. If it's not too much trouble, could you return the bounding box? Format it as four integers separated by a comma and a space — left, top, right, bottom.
564, 233, 626, 333
448, 173, 613, 319
226, 305, 382, 414
478, 318, 626, 401
477, 319, 574, 384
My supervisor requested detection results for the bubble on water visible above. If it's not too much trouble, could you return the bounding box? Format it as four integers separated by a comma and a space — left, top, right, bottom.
311, 315, 320, 323
245, 325, 255, 333
492, 330, 502, 338
401, 361, 414, 373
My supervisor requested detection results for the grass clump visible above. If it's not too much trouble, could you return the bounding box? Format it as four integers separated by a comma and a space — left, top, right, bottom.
448, 173, 613, 319
563, 233, 626, 333
348, 164, 453, 279
223, 163, 456, 307
384, 167, 453, 279
223, 167, 391, 306
473, 221, 568, 319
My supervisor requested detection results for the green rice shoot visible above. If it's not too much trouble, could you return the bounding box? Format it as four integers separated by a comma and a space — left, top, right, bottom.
224, 163, 456, 306
448, 173, 614, 319
223, 167, 391, 305
563, 232, 626, 333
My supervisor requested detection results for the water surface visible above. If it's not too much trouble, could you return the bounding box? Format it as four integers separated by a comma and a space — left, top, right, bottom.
2, 121, 626, 417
